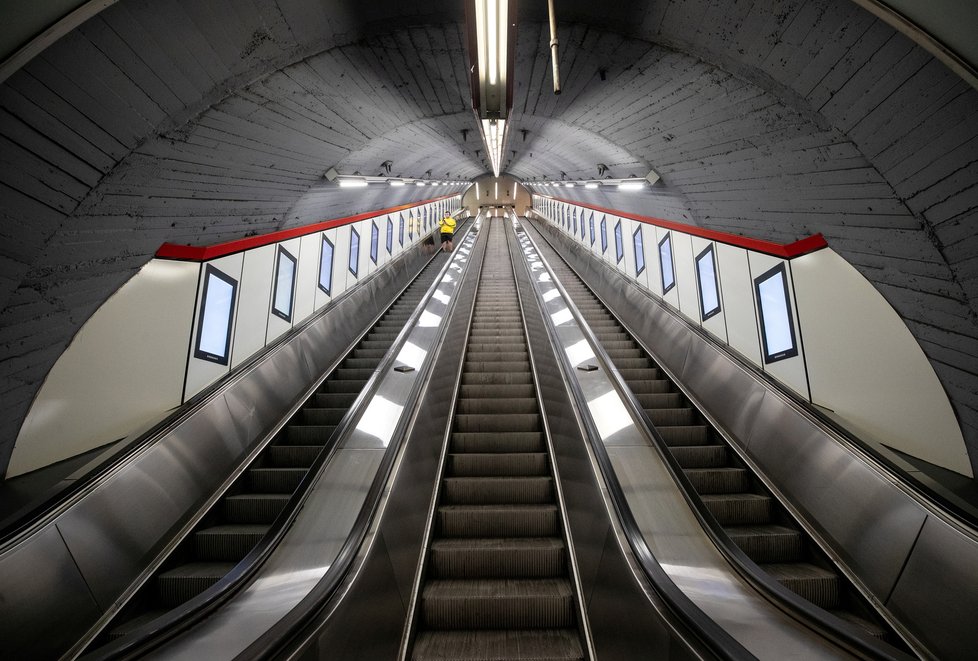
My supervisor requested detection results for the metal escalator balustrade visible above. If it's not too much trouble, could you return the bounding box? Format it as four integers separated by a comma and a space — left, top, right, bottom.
520, 217, 913, 655
409, 218, 586, 660
91, 253, 450, 647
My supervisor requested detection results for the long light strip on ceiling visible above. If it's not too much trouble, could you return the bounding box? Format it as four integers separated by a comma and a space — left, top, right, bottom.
474, 0, 509, 177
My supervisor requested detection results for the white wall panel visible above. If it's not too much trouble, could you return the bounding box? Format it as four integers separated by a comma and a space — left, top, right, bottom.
365, 218, 380, 277
716, 243, 762, 367
672, 231, 698, 325
616, 218, 632, 277
643, 222, 663, 298
333, 224, 352, 299
294, 234, 320, 323
748, 252, 810, 401
631, 222, 651, 291
186, 252, 245, 399
265, 237, 302, 345
232, 245, 275, 369
691, 237, 728, 344
793, 249, 971, 476
9, 260, 199, 477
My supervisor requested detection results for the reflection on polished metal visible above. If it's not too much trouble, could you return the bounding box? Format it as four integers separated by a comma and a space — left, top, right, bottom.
0, 236, 443, 660
526, 214, 978, 659
144, 231, 480, 659
512, 217, 860, 659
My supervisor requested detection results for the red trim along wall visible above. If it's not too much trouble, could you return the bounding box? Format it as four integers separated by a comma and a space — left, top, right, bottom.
156, 195, 456, 261
537, 194, 827, 259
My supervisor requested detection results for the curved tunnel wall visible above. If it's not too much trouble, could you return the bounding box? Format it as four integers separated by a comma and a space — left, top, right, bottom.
0, 0, 976, 480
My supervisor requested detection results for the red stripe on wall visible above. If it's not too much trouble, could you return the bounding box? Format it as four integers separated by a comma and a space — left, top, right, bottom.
537, 195, 827, 259
156, 195, 457, 261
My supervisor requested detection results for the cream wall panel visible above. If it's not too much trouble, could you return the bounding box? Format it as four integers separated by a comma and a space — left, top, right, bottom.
315, 229, 338, 311
716, 244, 762, 367
365, 218, 380, 277
265, 237, 302, 345
691, 237, 728, 344
9, 260, 199, 477
655, 226, 680, 310
793, 249, 971, 476
601, 215, 616, 266
333, 224, 352, 299
294, 234, 320, 324
748, 252, 810, 400
232, 245, 274, 369
672, 231, 698, 325
643, 222, 663, 298
186, 253, 244, 399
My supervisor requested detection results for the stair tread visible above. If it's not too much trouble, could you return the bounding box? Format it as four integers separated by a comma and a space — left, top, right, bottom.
424, 578, 573, 598
412, 629, 583, 660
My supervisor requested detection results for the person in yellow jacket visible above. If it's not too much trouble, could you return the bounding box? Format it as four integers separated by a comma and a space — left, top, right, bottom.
438, 213, 457, 252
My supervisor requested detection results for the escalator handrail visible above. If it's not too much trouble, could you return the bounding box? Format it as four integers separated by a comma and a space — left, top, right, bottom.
83, 220, 479, 660
507, 217, 755, 661
518, 217, 916, 660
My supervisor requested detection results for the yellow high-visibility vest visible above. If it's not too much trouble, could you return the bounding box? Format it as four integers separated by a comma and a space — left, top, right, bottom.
439, 216, 457, 235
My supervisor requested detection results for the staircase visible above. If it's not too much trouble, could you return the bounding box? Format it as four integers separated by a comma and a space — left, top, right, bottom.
411, 220, 584, 660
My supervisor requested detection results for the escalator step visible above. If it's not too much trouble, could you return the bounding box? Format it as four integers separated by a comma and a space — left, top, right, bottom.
455, 414, 541, 433
465, 351, 529, 362
700, 493, 772, 525
430, 537, 566, 578
459, 384, 536, 399
321, 379, 368, 393
668, 445, 727, 468
353, 348, 387, 359
285, 425, 337, 445
248, 467, 306, 493
313, 392, 358, 408
464, 362, 530, 373
726, 525, 804, 563
195, 524, 268, 561
618, 368, 663, 381
456, 398, 539, 415
224, 493, 290, 523
300, 408, 347, 426
635, 392, 682, 408
341, 357, 381, 369
684, 467, 749, 494
421, 579, 574, 629
465, 343, 527, 353
829, 610, 887, 640
157, 562, 236, 607
626, 379, 672, 394
442, 477, 553, 505
461, 372, 533, 386
761, 563, 840, 609
335, 368, 376, 380
451, 432, 545, 453
266, 444, 321, 467
646, 408, 696, 426
412, 628, 584, 661
438, 504, 559, 537
608, 357, 652, 369
656, 425, 710, 446
447, 452, 549, 477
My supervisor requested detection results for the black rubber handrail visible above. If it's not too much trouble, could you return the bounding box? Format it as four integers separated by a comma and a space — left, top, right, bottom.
519, 217, 916, 660
81, 221, 478, 661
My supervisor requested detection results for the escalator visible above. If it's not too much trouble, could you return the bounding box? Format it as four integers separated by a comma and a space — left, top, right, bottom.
91, 248, 451, 648
409, 219, 586, 660
525, 219, 907, 649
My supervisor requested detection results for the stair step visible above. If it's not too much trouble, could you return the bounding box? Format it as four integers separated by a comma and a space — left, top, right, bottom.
266, 444, 322, 467
157, 562, 236, 607
224, 493, 290, 524
761, 563, 840, 609
430, 537, 566, 578
285, 425, 336, 445
412, 629, 583, 661
455, 414, 540, 433
451, 432, 546, 454
684, 467, 749, 494
726, 525, 804, 563
195, 524, 268, 561
447, 453, 549, 477
701, 493, 772, 525
422, 579, 574, 629
461, 372, 533, 386
657, 425, 710, 446
248, 467, 306, 493
442, 477, 553, 505
646, 408, 696, 426
438, 505, 559, 538
460, 384, 536, 399
456, 398, 538, 415
300, 408, 347, 426
668, 445, 727, 468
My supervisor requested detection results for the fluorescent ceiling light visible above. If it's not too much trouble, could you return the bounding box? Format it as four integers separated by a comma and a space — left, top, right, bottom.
618, 181, 644, 191
482, 118, 505, 178
565, 182, 575, 188
389, 180, 406, 186
339, 178, 368, 188
416, 181, 427, 186
585, 182, 599, 189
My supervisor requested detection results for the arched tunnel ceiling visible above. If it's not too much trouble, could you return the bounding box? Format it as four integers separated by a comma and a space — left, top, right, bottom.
0, 0, 976, 479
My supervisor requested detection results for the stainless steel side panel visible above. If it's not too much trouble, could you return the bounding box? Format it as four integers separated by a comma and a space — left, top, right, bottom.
528, 216, 978, 658
0, 525, 101, 659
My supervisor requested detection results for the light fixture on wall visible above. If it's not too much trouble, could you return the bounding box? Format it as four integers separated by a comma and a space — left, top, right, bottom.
469, 0, 514, 178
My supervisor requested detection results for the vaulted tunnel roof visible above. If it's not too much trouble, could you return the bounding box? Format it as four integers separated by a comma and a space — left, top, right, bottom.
0, 0, 976, 480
